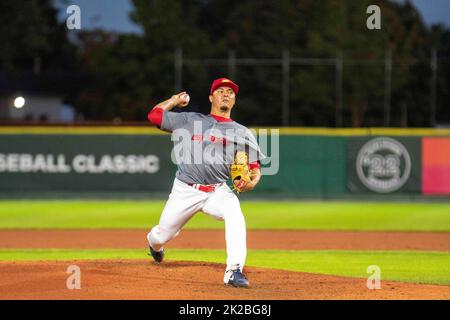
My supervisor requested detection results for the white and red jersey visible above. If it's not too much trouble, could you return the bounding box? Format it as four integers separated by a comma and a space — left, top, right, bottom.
148, 108, 265, 185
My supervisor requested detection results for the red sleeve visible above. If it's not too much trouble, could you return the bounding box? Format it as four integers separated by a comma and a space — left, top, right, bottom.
249, 161, 260, 170
148, 107, 163, 127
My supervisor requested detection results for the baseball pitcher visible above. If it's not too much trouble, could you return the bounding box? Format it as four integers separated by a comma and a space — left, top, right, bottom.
147, 78, 265, 288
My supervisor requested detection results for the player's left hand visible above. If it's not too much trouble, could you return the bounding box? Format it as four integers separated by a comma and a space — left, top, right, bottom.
233, 179, 255, 193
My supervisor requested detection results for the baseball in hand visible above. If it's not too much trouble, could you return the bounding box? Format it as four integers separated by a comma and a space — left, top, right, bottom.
180, 93, 190, 104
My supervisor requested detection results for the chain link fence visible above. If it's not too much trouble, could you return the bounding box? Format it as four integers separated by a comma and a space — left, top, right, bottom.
174, 48, 450, 128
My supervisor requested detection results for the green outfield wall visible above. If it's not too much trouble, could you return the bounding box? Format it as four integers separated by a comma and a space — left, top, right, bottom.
254, 136, 347, 197
1, 127, 449, 198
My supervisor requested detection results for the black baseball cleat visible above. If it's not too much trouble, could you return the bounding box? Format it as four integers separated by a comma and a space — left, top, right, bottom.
148, 246, 164, 263
224, 269, 249, 288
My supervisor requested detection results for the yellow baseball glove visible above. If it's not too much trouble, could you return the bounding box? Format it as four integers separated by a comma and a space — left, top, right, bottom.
230, 151, 251, 193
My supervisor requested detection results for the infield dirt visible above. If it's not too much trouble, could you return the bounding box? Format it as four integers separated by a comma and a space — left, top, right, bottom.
1, 229, 449, 250
1, 260, 450, 300
1, 229, 449, 300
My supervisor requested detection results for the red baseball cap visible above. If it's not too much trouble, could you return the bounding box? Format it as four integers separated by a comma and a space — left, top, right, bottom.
210, 78, 239, 95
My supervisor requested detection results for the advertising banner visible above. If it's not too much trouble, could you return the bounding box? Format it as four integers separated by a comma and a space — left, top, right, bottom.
422, 137, 450, 195
347, 137, 422, 194
0, 135, 176, 193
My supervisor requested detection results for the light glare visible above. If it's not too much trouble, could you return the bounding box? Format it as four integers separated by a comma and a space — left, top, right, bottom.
14, 97, 25, 109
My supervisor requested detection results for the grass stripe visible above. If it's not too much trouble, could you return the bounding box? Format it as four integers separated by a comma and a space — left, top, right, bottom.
1, 201, 450, 231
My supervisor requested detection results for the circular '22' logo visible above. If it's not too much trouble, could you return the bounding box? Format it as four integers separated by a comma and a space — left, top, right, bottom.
356, 137, 411, 193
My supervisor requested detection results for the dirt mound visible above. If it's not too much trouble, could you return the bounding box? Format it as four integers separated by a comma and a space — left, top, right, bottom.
1, 260, 449, 300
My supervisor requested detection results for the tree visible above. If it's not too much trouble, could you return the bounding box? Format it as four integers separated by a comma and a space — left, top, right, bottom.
22, 0, 445, 126
0, 0, 77, 74
75, 0, 210, 121
430, 25, 450, 125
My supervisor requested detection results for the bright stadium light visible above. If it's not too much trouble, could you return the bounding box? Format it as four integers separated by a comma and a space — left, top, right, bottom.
14, 97, 25, 109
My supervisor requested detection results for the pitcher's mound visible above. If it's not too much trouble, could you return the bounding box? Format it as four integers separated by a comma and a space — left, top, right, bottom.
1, 260, 449, 300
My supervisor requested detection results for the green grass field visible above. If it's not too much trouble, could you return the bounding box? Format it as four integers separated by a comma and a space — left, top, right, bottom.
0, 200, 450, 231
0, 200, 449, 286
